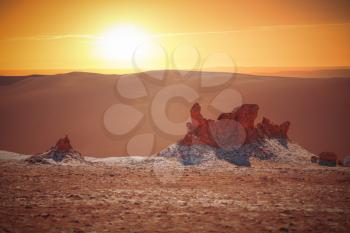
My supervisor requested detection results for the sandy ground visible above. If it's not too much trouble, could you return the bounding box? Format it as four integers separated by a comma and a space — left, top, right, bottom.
0, 158, 349, 233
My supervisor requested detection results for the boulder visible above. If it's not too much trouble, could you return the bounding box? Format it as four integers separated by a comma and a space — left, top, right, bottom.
318, 152, 337, 167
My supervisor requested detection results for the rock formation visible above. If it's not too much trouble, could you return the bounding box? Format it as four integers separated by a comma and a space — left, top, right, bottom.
180, 103, 290, 148
55, 135, 73, 151
26, 135, 85, 164
256, 117, 290, 141
181, 103, 218, 147
318, 152, 337, 167
160, 103, 313, 166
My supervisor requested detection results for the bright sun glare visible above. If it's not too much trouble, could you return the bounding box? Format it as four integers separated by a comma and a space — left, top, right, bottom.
97, 25, 148, 61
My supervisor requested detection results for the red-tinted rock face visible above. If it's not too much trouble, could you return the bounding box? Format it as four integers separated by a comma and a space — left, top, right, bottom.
180, 103, 290, 148
181, 103, 218, 147
218, 104, 259, 129
55, 135, 73, 151
256, 117, 290, 140
318, 152, 337, 163
26, 135, 83, 164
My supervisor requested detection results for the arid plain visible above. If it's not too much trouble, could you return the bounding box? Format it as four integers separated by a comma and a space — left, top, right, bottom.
0, 157, 349, 233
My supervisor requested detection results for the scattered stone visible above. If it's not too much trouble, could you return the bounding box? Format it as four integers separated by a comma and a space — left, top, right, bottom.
279, 227, 289, 232
39, 213, 50, 218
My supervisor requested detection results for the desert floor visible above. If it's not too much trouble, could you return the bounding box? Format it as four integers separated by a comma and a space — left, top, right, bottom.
0, 160, 349, 233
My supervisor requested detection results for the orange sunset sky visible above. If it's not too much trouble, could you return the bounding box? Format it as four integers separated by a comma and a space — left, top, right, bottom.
0, 0, 349, 75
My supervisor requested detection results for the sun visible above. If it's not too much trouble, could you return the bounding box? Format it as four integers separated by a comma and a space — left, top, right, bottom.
96, 25, 148, 61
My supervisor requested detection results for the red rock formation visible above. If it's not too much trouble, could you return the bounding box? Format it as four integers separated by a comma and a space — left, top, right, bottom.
55, 135, 73, 151
318, 152, 337, 163
182, 103, 218, 147
180, 103, 290, 148
218, 104, 258, 129
256, 117, 290, 140
26, 135, 83, 164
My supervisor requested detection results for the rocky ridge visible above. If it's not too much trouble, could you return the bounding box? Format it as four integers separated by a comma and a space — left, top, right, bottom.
159, 103, 314, 166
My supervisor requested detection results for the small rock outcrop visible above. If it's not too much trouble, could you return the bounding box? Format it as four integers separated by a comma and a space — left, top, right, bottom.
26, 135, 85, 164
318, 152, 337, 167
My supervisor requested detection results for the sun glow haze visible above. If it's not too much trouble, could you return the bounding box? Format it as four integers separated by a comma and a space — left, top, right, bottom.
96, 25, 148, 61
0, 0, 349, 75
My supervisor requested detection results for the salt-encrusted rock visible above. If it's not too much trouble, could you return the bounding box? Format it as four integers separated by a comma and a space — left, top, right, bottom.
162, 103, 314, 166
25, 135, 86, 164
158, 143, 218, 166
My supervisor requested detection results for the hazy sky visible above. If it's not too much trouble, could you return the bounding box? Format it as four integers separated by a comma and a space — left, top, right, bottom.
0, 0, 349, 73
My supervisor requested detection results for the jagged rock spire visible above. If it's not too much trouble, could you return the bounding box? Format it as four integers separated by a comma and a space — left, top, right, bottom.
180, 103, 290, 148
